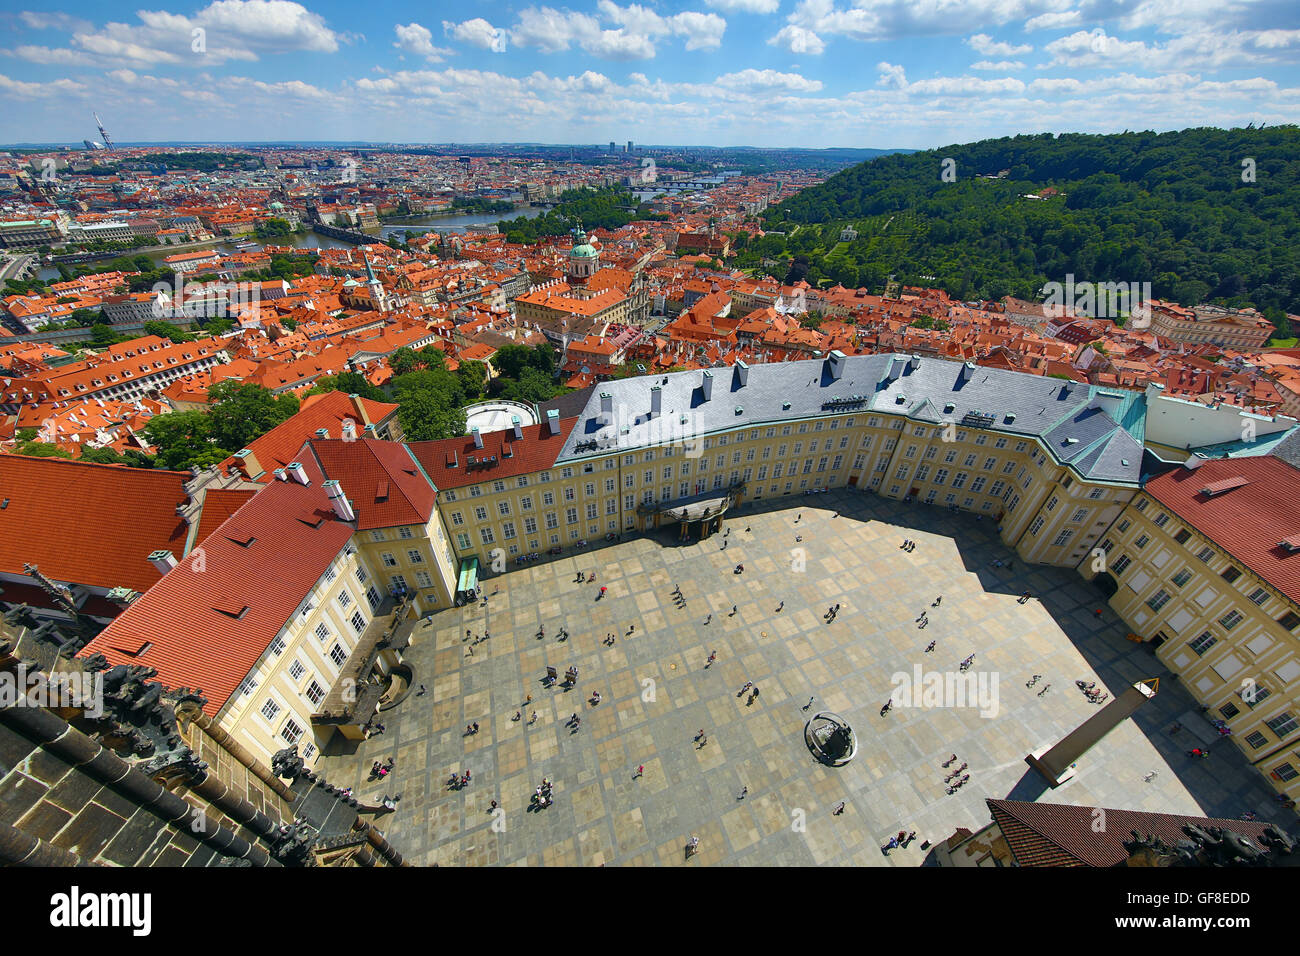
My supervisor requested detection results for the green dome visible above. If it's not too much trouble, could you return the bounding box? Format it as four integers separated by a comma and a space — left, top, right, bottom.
570, 226, 598, 259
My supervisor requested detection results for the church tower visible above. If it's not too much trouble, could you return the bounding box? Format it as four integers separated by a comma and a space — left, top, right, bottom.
566, 221, 600, 292
364, 252, 389, 313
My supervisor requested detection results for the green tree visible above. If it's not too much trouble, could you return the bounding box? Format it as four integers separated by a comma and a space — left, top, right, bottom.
207, 381, 300, 452
457, 360, 488, 400
304, 372, 385, 403
143, 410, 226, 470
143, 320, 194, 343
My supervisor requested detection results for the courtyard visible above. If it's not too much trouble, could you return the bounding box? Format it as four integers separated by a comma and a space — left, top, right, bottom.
319, 487, 1285, 866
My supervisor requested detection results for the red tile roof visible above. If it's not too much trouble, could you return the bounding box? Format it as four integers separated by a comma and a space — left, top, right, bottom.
986, 799, 1278, 867
0, 455, 191, 593
308, 438, 436, 530
80, 458, 355, 716
1144, 456, 1300, 605
218, 391, 399, 481
192, 488, 258, 544
407, 417, 577, 491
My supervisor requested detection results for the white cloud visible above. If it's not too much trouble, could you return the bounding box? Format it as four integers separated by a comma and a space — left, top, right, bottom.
1024, 10, 1081, 31
509, 3, 725, 59
18, 12, 94, 33
877, 61, 906, 88
785, 0, 1067, 43
394, 23, 454, 62
443, 18, 509, 52
705, 0, 781, 13
768, 24, 825, 53
716, 68, 823, 91
13, 0, 344, 68
966, 33, 1032, 56
971, 59, 1026, 71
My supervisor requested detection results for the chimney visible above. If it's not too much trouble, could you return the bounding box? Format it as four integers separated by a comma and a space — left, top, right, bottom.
274, 467, 288, 481
734, 361, 749, 388
909, 353, 921, 372
322, 479, 356, 521
959, 361, 975, 383
472, 427, 484, 449
599, 391, 614, 425
826, 350, 846, 380
350, 393, 373, 428
233, 447, 263, 480
341, 418, 357, 441
547, 408, 560, 435
650, 385, 662, 418
700, 370, 713, 402
148, 550, 177, 574
511, 415, 523, 440
315, 427, 330, 439
286, 461, 309, 485
1089, 389, 1124, 420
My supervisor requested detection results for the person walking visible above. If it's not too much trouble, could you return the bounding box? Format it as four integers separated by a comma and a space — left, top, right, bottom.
832, 802, 846, 815
933, 596, 942, 607
730, 604, 737, 616
738, 786, 748, 800
804, 695, 815, 711
635, 765, 644, 778
704, 613, 712, 625
880, 699, 893, 717
925, 640, 936, 653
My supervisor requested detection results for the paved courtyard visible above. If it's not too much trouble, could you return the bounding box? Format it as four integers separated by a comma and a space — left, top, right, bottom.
321, 488, 1287, 866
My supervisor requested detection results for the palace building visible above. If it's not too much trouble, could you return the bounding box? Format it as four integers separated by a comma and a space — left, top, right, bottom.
55, 353, 1300, 804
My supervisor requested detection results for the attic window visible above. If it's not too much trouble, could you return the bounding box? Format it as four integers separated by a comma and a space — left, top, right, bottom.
895, 394, 906, 404
224, 527, 256, 547
943, 403, 955, 414
212, 600, 250, 619
1277, 534, 1300, 553
782, 402, 791, 410
298, 513, 325, 528
735, 406, 743, 415
376, 480, 390, 501
1004, 413, 1016, 423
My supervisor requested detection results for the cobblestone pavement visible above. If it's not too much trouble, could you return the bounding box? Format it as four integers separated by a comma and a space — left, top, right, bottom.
321, 488, 1286, 865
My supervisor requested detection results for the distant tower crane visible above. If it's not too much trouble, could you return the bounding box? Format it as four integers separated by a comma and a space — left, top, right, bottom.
93, 111, 115, 150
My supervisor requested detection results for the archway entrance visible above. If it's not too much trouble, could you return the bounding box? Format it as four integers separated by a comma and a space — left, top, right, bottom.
637, 484, 746, 542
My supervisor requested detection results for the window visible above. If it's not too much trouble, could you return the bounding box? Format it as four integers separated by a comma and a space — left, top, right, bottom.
1245, 731, 1268, 750
306, 681, 325, 706
269, 635, 287, 656
474, 506, 488, 521
331, 642, 348, 666
1196, 546, 1214, 563
456, 533, 471, 550
1247, 587, 1267, 605
289, 660, 305, 681
1221, 566, 1242, 584
1052, 529, 1074, 548
503, 521, 516, 539
1134, 534, 1149, 549
336, 590, 352, 610
1071, 509, 1088, 523
276, 717, 304, 744
1134, 498, 1148, 512
480, 527, 495, 545
1218, 609, 1244, 631
261, 699, 281, 722
369, 529, 386, 541
350, 611, 366, 635
1174, 528, 1191, 545
1278, 611, 1300, 632
237, 676, 258, 697
1111, 554, 1132, 574
1219, 702, 1240, 720
451, 511, 465, 526
382, 552, 398, 567
1274, 762, 1298, 782
1145, 590, 1171, 612
390, 574, 408, 592
415, 571, 433, 589
498, 501, 511, 516
315, 623, 330, 643
1266, 713, 1299, 738
1028, 516, 1045, 537
1153, 512, 1170, 528
398, 526, 414, 539
1171, 568, 1192, 588
408, 549, 424, 564
1189, 631, 1216, 655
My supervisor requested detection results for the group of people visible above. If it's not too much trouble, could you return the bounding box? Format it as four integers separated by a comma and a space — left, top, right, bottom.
942, 753, 971, 794
883, 830, 918, 853
447, 768, 472, 790
369, 757, 394, 780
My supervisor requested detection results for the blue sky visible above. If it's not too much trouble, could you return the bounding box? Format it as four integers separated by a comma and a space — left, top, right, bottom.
1, 0, 1298, 148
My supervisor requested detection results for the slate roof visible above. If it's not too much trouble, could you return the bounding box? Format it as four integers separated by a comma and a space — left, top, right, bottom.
552, 354, 1143, 484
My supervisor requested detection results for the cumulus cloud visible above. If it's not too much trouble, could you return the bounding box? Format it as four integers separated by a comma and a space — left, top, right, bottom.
509, 3, 725, 59
705, 0, 781, 12
393, 22, 453, 62
1024, 10, 1082, 31
768, 24, 825, 53
443, 18, 509, 52
966, 33, 1032, 56
971, 59, 1026, 71
877, 61, 906, 88
716, 68, 823, 91
9, 0, 343, 68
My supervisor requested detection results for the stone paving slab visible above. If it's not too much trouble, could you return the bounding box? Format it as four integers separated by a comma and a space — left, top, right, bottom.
320, 488, 1288, 866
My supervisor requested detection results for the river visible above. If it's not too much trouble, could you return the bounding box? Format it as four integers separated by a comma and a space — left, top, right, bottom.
35, 206, 546, 281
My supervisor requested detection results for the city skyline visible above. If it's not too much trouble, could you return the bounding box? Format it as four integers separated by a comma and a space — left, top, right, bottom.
1, 0, 1298, 149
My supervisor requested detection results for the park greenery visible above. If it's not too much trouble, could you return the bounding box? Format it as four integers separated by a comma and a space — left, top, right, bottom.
498, 187, 663, 244
143, 381, 300, 470
747, 126, 1300, 336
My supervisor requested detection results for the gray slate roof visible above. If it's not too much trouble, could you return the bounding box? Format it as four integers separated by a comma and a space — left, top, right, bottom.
553, 353, 1143, 485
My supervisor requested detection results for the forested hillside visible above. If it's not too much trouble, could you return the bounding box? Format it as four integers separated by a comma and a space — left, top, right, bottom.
746, 127, 1300, 330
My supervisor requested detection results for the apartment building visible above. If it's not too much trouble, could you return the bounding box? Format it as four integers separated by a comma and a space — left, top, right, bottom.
1146, 301, 1275, 350
1083, 455, 1300, 801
